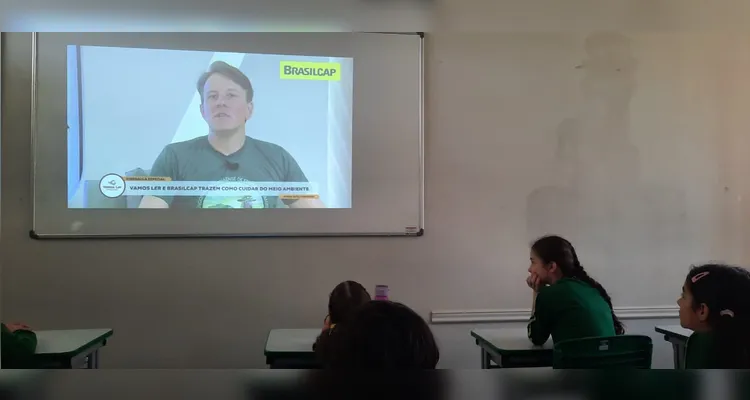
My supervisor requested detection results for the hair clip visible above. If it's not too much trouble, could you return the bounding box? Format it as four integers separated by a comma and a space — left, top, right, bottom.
720, 310, 735, 318
691, 271, 710, 283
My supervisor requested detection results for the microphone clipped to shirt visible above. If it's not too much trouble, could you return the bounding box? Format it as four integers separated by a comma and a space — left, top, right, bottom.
224, 160, 239, 171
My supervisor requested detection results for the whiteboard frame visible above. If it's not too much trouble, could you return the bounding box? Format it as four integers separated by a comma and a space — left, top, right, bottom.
29, 32, 425, 239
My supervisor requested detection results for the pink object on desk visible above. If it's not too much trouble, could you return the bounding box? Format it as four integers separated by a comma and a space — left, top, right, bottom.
375, 285, 389, 300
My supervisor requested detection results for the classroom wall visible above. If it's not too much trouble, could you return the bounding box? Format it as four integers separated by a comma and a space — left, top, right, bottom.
3, 2, 750, 369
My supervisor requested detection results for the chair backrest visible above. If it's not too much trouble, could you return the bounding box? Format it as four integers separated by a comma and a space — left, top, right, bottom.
553, 335, 653, 369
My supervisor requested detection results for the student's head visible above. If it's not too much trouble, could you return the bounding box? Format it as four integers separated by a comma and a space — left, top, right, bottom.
332, 301, 439, 369
679, 264, 750, 331
679, 264, 750, 367
530, 235, 573, 283
530, 235, 625, 335
197, 61, 254, 134
327, 281, 371, 325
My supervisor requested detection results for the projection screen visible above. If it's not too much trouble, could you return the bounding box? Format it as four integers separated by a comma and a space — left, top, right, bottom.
30, 32, 424, 238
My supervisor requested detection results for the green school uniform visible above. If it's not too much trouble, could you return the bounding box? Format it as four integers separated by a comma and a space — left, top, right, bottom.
1, 324, 37, 368
684, 332, 719, 369
527, 278, 616, 345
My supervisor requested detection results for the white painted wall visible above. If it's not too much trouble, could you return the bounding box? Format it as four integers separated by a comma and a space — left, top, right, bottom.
3, 2, 750, 369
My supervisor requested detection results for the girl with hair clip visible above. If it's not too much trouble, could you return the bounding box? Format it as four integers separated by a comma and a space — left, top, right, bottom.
679, 264, 750, 369
313, 281, 371, 367
526, 235, 624, 345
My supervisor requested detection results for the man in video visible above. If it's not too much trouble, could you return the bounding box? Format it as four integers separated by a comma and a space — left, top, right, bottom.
139, 61, 325, 209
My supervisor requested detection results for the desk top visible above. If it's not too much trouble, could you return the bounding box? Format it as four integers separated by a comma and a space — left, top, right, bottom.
35, 329, 113, 356
654, 325, 693, 341
471, 328, 553, 354
265, 329, 320, 355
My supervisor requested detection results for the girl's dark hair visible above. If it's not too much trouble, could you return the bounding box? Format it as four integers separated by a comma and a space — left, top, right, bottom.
314, 281, 371, 366
531, 235, 625, 335
686, 264, 750, 368
331, 301, 440, 369
328, 281, 371, 325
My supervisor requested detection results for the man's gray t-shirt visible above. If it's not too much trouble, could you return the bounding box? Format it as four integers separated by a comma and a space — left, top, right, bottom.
149, 136, 308, 208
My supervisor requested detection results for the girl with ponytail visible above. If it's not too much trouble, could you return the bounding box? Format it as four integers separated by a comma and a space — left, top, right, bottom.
526, 235, 624, 345
679, 264, 750, 368
313, 281, 371, 367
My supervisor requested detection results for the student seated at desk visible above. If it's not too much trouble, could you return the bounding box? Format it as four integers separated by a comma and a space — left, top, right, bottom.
678, 264, 750, 369
313, 280, 371, 366
329, 300, 439, 370
526, 235, 624, 346
1, 322, 37, 368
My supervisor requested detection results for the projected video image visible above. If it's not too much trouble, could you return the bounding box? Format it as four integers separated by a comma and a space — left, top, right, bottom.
66, 45, 353, 209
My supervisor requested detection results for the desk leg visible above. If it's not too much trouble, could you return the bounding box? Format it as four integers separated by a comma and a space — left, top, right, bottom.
672, 343, 686, 369
671, 343, 680, 369
481, 349, 491, 369
86, 351, 100, 369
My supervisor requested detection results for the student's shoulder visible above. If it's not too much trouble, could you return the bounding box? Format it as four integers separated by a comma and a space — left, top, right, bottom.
685, 332, 718, 368
539, 279, 575, 294
687, 331, 713, 349
314, 327, 342, 355
536, 283, 565, 303
537, 279, 579, 300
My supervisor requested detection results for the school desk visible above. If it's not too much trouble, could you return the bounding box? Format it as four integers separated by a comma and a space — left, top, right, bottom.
31, 328, 113, 368
471, 328, 553, 369
654, 325, 692, 369
264, 329, 321, 369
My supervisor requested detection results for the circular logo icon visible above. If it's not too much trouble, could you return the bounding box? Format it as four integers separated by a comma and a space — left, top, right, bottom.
99, 173, 126, 198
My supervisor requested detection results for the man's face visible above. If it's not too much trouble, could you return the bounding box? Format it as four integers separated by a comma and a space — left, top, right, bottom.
200, 73, 253, 133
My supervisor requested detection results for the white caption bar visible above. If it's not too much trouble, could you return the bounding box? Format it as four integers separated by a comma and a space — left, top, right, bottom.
124, 181, 318, 197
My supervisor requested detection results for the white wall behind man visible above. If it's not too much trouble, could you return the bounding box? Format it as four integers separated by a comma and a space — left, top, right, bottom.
3, 1, 750, 369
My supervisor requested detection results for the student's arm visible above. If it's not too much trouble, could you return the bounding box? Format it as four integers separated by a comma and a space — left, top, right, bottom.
313, 327, 338, 366
313, 315, 332, 352
527, 289, 553, 346
1, 323, 38, 367
312, 333, 322, 352
139, 147, 178, 209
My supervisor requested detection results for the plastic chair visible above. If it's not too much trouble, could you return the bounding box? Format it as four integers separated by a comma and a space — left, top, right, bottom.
553, 335, 653, 369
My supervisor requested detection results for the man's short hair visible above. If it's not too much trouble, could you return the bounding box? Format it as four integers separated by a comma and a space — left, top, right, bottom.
196, 61, 254, 103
